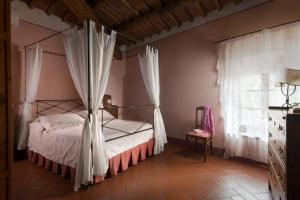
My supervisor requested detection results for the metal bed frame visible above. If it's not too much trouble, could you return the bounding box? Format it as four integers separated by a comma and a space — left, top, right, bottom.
32, 99, 154, 142
101, 104, 154, 142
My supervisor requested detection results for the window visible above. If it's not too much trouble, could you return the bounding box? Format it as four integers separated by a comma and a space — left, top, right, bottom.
239, 74, 269, 141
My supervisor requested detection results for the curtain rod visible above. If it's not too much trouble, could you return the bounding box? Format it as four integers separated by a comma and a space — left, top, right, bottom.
215, 18, 300, 44
17, 45, 66, 57
121, 45, 158, 59
24, 25, 74, 48
43, 50, 65, 57
24, 20, 137, 48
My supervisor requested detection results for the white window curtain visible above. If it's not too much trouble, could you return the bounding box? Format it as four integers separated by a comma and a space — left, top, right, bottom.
138, 46, 167, 155
63, 21, 116, 191
17, 46, 43, 150
217, 21, 300, 163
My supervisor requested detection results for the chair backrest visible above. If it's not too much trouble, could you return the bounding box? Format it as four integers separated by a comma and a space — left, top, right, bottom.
195, 106, 205, 129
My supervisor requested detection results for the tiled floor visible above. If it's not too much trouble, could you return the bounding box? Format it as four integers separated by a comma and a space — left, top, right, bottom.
13, 143, 272, 200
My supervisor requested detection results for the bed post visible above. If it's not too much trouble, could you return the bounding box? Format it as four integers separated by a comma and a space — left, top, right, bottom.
36, 100, 38, 117
24, 45, 27, 102
87, 19, 91, 120
102, 106, 104, 134
87, 19, 91, 190
153, 104, 155, 131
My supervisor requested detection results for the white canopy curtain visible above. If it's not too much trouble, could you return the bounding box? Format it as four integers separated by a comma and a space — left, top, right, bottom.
63, 20, 116, 191
217, 21, 300, 163
17, 46, 43, 150
138, 46, 167, 155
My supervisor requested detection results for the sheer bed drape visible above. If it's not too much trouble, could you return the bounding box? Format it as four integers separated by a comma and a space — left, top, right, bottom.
63, 21, 116, 191
17, 46, 43, 150
217, 21, 300, 163
139, 46, 167, 155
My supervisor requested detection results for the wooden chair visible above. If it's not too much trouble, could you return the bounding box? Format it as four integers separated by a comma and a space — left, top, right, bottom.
185, 106, 213, 162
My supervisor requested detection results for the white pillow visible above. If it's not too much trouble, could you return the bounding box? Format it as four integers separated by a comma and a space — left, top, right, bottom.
76, 110, 114, 121
38, 113, 84, 131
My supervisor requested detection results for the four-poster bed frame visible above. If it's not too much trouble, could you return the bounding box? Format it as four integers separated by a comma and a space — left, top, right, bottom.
26, 94, 156, 186
21, 20, 163, 190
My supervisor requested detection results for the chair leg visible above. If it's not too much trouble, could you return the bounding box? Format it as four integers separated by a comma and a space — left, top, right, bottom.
210, 139, 213, 156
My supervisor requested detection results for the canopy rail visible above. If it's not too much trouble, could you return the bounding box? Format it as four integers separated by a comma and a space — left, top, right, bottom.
24, 21, 137, 49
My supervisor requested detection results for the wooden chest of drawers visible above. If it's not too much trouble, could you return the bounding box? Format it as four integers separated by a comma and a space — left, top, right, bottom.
268, 107, 300, 200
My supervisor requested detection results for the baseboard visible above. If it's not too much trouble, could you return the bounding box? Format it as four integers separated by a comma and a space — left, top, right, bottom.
167, 136, 225, 157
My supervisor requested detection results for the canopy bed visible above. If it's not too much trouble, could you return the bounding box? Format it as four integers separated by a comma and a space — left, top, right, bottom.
26, 95, 155, 183
16, 20, 167, 191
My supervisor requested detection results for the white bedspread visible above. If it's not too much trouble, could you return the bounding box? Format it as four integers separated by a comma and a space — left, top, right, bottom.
28, 119, 153, 168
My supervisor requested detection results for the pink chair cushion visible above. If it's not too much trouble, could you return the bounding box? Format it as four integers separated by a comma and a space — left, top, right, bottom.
187, 130, 211, 138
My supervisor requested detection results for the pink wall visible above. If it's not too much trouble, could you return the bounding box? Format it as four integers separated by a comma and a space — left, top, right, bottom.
11, 21, 78, 106
123, 0, 300, 149
124, 33, 223, 148
106, 59, 126, 106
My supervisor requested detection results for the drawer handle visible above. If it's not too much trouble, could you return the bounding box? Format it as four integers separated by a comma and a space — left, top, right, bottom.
269, 132, 272, 137
269, 117, 272, 121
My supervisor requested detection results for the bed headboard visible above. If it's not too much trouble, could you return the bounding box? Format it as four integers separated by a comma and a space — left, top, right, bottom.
33, 94, 118, 118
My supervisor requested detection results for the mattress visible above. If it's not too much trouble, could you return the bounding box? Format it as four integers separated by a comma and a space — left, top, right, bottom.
28, 119, 153, 168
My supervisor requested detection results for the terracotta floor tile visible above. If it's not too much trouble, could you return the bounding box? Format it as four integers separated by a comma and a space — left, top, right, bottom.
13, 143, 270, 200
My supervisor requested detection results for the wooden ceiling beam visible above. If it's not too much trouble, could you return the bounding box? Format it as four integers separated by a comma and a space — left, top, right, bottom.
93, 0, 107, 10
235, 0, 242, 4
213, 0, 223, 10
62, 11, 71, 22
98, 7, 122, 24
116, 0, 198, 31
62, 0, 100, 23
92, 0, 140, 43
62, 0, 124, 59
171, 13, 181, 27
159, 17, 171, 30
184, 8, 193, 22
46, 0, 59, 16
142, 0, 170, 31
196, 1, 207, 17
121, 0, 139, 16
123, 0, 161, 36
63, 0, 138, 44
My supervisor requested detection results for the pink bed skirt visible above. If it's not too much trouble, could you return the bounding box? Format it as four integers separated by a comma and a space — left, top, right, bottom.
27, 138, 154, 184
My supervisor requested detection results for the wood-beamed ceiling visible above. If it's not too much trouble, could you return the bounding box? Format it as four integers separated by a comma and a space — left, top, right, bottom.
21, 0, 242, 58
